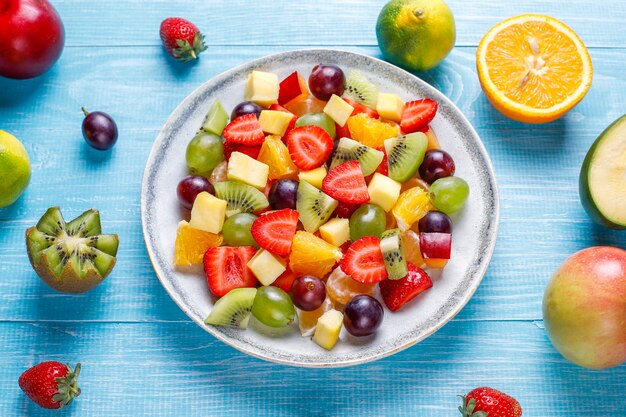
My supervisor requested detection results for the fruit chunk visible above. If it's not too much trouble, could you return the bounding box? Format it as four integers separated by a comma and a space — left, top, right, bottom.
296, 181, 338, 233
401, 230, 425, 267
203, 246, 257, 296
227, 151, 269, 189
367, 173, 401, 212
297, 297, 334, 337
244, 70, 279, 107
342, 97, 379, 119
213, 181, 269, 217
268, 104, 298, 133
247, 249, 287, 286
424, 127, 440, 150
298, 166, 327, 189
376, 92, 405, 122
330, 137, 384, 176
189, 191, 227, 234
341, 236, 388, 284
250, 208, 299, 256
419, 232, 451, 269
312, 309, 344, 350
223, 142, 262, 161
401, 99, 438, 134
222, 114, 265, 145
326, 266, 376, 305
380, 228, 408, 280
258, 110, 294, 137
279, 71, 309, 105
251, 286, 295, 328
286, 125, 334, 170
322, 161, 370, 204
347, 113, 399, 148
174, 220, 223, 266
257, 135, 299, 180
342, 70, 379, 108
200, 99, 229, 136
392, 186, 435, 231
379, 263, 433, 312
384, 133, 428, 183
319, 218, 350, 247
289, 231, 342, 277
323, 94, 354, 127
272, 268, 298, 292
284, 95, 327, 116
204, 287, 257, 328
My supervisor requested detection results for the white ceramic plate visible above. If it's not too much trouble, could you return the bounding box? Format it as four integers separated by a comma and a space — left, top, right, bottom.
141, 49, 499, 367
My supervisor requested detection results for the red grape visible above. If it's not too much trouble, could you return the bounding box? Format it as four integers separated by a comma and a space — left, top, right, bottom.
231, 101, 262, 120
82, 108, 118, 150
290, 275, 325, 311
308, 64, 345, 101
419, 150, 455, 184
177, 175, 215, 209
418, 211, 452, 234
268, 179, 298, 210
343, 295, 383, 336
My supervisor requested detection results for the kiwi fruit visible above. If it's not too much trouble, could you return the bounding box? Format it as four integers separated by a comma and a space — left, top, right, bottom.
296, 180, 338, 233
330, 137, 384, 176
384, 132, 428, 183
342, 70, 379, 109
199, 99, 229, 136
25, 207, 119, 294
205, 287, 257, 328
214, 181, 269, 217
380, 228, 408, 280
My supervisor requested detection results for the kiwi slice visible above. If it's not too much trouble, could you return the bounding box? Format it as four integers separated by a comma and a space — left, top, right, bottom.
199, 99, 229, 136
343, 70, 379, 109
214, 181, 269, 217
330, 137, 384, 176
384, 132, 428, 183
380, 229, 408, 280
296, 181, 338, 233
25, 207, 119, 294
205, 287, 257, 328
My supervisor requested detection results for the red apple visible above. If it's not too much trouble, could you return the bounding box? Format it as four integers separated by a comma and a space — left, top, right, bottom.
0, 0, 65, 79
278, 71, 308, 106
419, 232, 451, 269
543, 246, 626, 369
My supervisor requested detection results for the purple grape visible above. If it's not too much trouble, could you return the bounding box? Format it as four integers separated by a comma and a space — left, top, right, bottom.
343, 295, 383, 337
177, 175, 215, 209
290, 275, 326, 311
418, 211, 452, 234
231, 101, 262, 120
269, 179, 298, 210
419, 150, 455, 184
308, 64, 345, 101
82, 107, 118, 150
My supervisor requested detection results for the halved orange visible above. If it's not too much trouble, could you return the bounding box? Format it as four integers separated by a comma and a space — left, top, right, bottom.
477, 14, 593, 124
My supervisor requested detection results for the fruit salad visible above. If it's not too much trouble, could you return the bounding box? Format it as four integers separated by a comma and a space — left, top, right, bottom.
174, 64, 469, 350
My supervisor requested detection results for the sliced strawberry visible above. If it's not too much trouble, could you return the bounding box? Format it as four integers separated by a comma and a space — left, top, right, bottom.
400, 99, 438, 134
278, 71, 309, 105
222, 113, 265, 145
334, 201, 359, 218
286, 125, 333, 170
223, 141, 261, 160
251, 209, 299, 256
203, 246, 257, 296
340, 236, 388, 283
272, 268, 298, 292
322, 161, 370, 204
379, 263, 433, 312
268, 103, 298, 135
343, 97, 379, 119
375, 146, 388, 176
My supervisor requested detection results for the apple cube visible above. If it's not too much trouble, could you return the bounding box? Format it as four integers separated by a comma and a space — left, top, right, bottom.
367, 173, 401, 212
189, 192, 227, 234
419, 232, 451, 269
259, 110, 294, 136
323, 94, 355, 127
319, 218, 350, 247
245, 70, 279, 107
298, 166, 327, 189
278, 71, 309, 105
227, 151, 269, 189
312, 309, 344, 350
376, 93, 405, 122
247, 249, 286, 286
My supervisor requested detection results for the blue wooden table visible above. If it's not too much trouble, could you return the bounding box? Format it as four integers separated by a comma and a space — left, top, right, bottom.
1, 1, 625, 415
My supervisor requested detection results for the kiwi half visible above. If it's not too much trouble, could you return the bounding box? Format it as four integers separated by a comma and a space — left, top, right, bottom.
25, 207, 119, 293
205, 287, 257, 328
296, 181, 338, 233
330, 137, 384, 176
384, 132, 428, 183
380, 228, 408, 280
343, 70, 379, 109
214, 181, 269, 217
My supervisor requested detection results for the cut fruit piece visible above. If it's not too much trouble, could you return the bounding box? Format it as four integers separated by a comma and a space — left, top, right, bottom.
340, 236, 388, 284
174, 220, 223, 266
189, 191, 227, 234
284, 95, 326, 116
204, 246, 257, 296
322, 161, 370, 204
419, 232, 451, 269
347, 113, 399, 149
376, 93, 405, 123
312, 309, 344, 350
401, 230, 426, 268
330, 137, 384, 177
392, 186, 435, 231
289, 231, 342, 277
319, 217, 350, 247
298, 166, 327, 190
580, 114, 626, 229
367, 173, 401, 212
272, 268, 298, 292
65, 208, 101, 237
380, 229, 408, 280
334, 201, 359, 219
247, 249, 287, 286
210, 161, 229, 183
323, 94, 354, 127
227, 151, 269, 189
296, 181, 338, 233
297, 297, 334, 337
223, 142, 262, 161
476, 14, 593, 124
424, 126, 440, 150
286, 125, 334, 170
379, 263, 433, 312
268, 104, 298, 134
375, 146, 388, 176
213, 181, 269, 217
400, 99, 438, 134
200, 99, 229, 136
258, 110, 295, 137
326, 266, 375, 305
384, 132, 428, 183
250, 208, 299, 256
278, 71, 309, 105
222, 114, 265, 145
204, 287, 257, 328
342, 70, 379, 108
244, 70, 279, 107
257, 135, 299, 181
343, 97, 379, 119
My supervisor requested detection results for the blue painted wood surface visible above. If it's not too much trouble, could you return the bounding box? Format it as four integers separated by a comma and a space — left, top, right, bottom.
1, 1, 625, 415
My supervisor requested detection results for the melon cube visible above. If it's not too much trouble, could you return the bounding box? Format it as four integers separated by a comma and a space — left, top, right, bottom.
376, 93, 405, 122
298, 166, 327, 190
189, 192, 227, 234
367, 173, 401, 212
259, 110, 294, 136
323, 94, 355, 127
319, 218, 350, 247
247, 249, 286, 286
312, 309, 344, 350
245, 71, 279, 107
227, 151, 269, 189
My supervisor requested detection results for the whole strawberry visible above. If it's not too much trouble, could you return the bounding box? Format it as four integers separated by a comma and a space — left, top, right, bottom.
459, 387, 522, 417
19, 362, 81, 409
159, 17, 207, 62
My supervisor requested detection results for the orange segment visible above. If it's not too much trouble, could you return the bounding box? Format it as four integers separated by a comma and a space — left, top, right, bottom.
424, 127, 440, 150
284, 95, 326, 117
174, 221, 223, 266
289, 231, 342, 277
257, 135, 299, 180
326, 266, 375, 306
296, 297, 334, 337
392, 186, 435, 231
477, 14, 592, 124
401, 230, 425, 268
346, 113, 399, 148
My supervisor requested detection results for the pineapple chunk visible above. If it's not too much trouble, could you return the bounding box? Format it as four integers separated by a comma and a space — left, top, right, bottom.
323, 94, 354, 127
227, 151, 269, 189
259, 110, 294, 136
189, 192, 227, 234
245, 71, 279, 107
319, 218, 350, 247
298, 166, 327, 189
376, 93, 405, 122
247, 249, 286, 286
258, 135, 299, 180
313, 309, 344, 350
368, 173, 401, 212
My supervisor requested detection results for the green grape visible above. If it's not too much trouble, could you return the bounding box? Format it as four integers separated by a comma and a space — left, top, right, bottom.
222, 213, 258, 247
186, 133, 224, 176
349, 203, 386, 241
428, 177, 469, 214
251, 286, 295, 328
294, 113, 336, 139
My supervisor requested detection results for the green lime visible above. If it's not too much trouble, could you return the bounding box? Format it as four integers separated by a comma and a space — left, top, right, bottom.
0, 130, 31, 208
376, 0, 456, 72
